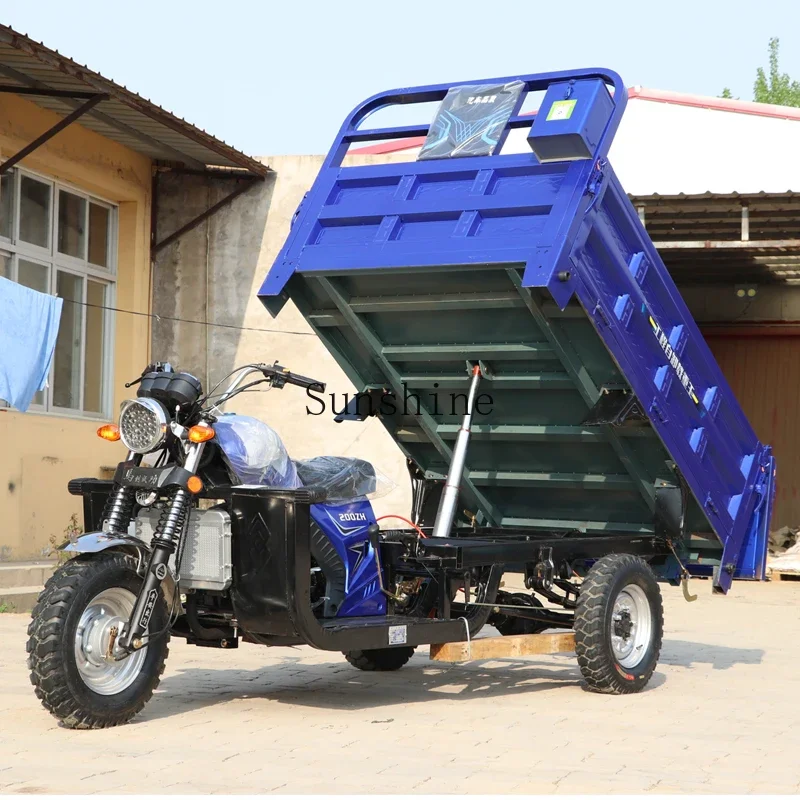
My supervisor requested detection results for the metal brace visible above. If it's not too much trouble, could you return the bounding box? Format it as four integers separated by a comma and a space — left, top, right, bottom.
667, 539, 697, 602
527, 546, 555, 591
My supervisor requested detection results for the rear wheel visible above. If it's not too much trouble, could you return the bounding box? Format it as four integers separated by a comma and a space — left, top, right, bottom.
574, 554, 663, 694
344, 646, 416, 671
27, 552, 169, 729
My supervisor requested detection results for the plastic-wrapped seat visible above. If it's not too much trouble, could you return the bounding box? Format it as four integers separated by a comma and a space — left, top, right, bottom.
293, 456, 377, 504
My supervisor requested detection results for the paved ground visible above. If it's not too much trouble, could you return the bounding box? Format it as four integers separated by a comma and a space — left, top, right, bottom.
2, 579, 800, 794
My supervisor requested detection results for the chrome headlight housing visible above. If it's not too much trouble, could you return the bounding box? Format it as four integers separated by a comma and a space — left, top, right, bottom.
119, 398, 168, 454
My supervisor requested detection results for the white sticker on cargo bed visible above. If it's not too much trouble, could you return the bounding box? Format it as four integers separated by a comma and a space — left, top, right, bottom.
388, 625, 407, 645
648, 315, 700, 405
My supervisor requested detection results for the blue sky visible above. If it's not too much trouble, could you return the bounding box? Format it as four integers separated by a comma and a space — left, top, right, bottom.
4, 0, 799, 156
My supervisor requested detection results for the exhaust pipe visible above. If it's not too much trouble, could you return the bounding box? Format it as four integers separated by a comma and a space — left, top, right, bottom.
432, 364, 482, 538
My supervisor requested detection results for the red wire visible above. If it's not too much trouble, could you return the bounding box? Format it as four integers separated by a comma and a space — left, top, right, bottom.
375, 514, 427, 538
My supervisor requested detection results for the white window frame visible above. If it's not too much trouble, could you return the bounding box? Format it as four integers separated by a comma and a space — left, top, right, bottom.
0, 165, 117, 419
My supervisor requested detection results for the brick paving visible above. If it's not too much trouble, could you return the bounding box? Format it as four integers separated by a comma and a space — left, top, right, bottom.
2, 580, 800, 794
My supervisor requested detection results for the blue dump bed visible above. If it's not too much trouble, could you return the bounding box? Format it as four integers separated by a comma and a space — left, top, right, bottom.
260, 68, 775, 594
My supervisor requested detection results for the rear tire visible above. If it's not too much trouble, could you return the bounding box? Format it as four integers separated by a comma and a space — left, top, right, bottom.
574, 554, 663, 695
344, 646, 416, 671
27, 552, 169, 729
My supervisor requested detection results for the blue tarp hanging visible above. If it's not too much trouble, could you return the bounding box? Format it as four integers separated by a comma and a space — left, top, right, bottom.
0, 275, 63, 412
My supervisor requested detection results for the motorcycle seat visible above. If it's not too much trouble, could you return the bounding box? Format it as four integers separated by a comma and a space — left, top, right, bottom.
293, 456, 377, 502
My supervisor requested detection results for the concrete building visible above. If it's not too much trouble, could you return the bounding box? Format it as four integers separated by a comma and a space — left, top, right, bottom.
0, 25, 266, 566
152, 88, 800, 535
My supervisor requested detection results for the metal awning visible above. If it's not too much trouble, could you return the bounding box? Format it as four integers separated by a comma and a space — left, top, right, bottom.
0, 24, 267, 176
632, 192, 800, 285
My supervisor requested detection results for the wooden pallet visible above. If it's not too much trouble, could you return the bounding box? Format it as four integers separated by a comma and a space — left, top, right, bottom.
430, 631, 575, 662
769, 570, 800, 582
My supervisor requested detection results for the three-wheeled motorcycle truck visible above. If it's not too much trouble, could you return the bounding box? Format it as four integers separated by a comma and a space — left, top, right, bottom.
28, 68, 776, 729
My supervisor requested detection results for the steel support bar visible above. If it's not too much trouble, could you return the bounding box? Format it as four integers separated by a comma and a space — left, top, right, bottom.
0, 84, 98, 98
152, 178, 258, 254
655, 239, 800, 250
0, 93, 107, 175
432, 365, 482, 538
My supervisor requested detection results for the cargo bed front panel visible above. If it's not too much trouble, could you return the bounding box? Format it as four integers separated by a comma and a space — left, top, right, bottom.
260, 68, 775, 592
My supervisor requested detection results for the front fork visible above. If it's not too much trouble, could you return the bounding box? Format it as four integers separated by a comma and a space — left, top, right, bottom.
118, 441, 207, 650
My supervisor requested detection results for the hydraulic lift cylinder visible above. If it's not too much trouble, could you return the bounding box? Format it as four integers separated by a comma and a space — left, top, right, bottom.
432, 365, 482, 538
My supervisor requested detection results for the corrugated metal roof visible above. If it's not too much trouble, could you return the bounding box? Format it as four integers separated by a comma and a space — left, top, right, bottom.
629, 191, 800, 285
0, 24, 268, 176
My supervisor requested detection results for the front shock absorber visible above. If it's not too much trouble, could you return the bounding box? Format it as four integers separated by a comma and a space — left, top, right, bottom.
102, 485, 137, 534
101, 451, 141, 534
155, 488, 190, 549
119, 442, 206, 650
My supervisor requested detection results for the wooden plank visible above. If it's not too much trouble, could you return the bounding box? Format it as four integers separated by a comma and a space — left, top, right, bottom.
430, 631, 575, 662
769, 570, 800, 582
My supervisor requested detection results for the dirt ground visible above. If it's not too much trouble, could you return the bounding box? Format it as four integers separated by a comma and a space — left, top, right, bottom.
2, 579, 799, 794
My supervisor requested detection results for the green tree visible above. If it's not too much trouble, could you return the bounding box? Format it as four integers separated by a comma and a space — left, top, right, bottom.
753, 38, 800, 106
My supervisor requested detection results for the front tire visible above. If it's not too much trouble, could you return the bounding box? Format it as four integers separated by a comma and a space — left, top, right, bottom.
27, 552, 170, 729
574, 554, 663, 695
344, 646, 416, 671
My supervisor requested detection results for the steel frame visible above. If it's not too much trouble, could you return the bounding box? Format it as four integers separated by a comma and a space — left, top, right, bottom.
0, 91, 107, 175
150, 170, 261, 258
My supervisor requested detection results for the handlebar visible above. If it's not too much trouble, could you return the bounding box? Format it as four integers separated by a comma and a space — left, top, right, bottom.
260, 363, 326, 392
206, 362, 325, 415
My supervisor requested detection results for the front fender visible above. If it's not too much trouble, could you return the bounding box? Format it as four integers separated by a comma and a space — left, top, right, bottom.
61, 531, 151, 555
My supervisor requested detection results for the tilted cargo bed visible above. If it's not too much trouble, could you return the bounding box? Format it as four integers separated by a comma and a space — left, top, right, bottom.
260, 68, 775, 594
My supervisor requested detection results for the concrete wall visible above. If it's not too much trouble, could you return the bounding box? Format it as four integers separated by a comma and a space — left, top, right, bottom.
1, 93, 153, 560
152, 155, 415, 520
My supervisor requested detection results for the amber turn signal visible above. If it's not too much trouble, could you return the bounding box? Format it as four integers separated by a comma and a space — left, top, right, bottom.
186, 475, 203, 494
188, 425, 215, 443
97, 424, 121, 442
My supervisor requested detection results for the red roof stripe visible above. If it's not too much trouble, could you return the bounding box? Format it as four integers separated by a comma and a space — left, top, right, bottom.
349, 86, 800, 156
628, 86, 800, 121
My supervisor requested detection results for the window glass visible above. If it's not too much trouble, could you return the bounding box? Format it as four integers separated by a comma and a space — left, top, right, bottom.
53, 271, 83, 409
19, 176, 51, 249
58, 190, 87, 259
0, 173, 12, 239
84, 280, 106, 414
4, 168, 116, 416
88, 203, 109, 267
18, 258, 49, 293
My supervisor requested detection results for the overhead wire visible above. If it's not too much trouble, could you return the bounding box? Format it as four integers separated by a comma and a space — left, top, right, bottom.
57, 296, 316, 338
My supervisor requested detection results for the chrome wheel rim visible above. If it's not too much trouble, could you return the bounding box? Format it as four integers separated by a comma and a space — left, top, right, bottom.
74, 587, 147, 695
610, 583, 652, 669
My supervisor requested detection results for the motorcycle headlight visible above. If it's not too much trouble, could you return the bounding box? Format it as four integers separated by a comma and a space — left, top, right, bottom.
119, 398, 168, 454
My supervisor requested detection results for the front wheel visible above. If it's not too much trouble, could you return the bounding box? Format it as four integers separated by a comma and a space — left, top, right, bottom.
574, 554, 663, 695
27, 552, 170, 729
